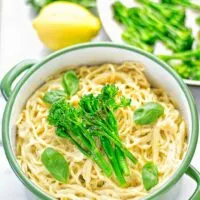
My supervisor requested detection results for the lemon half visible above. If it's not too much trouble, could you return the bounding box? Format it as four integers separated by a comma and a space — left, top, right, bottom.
33, 1, 101, 50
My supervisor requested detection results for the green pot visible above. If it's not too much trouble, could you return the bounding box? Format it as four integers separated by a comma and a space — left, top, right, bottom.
1, 43, 200, 200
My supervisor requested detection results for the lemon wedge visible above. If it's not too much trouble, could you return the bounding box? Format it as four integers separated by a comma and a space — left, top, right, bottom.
33, 1, 101, 50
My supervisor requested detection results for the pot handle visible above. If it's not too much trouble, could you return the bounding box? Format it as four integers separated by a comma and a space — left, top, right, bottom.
186, 165, 200, 200
1, 60, 37, 100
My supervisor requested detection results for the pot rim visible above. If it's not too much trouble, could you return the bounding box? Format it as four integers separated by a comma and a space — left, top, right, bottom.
2, 42, 199, 200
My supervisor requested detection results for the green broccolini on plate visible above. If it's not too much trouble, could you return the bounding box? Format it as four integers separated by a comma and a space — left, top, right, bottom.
160, 49, 200, 80
112, 0, 200, 81
161, 0, 200, 10
113, 1, 193, 53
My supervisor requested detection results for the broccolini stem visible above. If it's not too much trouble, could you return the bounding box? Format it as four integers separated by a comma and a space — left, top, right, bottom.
196, 17, 200, 25
91, 130, 138, 164
93, 120, 120, 141
101, 137, 127, 186
69, 125, 92, 150
161, 0, 200, 10
78, 125, 97, 147
105, 110, 118, 134
100, 108, 130, 179
115, 146, 130, 176
180, 2, 200, 10
67, 133, 91, 157
104, 110, 130, 176
56, 126, 113, 177
122, 31, 153, 53
159, 49, 200, 61
92, 149, 113, 177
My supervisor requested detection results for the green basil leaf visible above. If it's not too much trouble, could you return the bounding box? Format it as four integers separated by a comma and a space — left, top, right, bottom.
43, 90, 66, 104
142, 162, 158, 191
134, 102, 164, 125
41, 147, 69, 183
62, 71, 79, 96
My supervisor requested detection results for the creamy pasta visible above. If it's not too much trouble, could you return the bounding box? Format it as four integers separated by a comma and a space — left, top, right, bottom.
16, 62, 187, 200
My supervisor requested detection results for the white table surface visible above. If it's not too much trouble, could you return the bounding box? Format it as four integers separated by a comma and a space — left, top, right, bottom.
0, 0, 200, 199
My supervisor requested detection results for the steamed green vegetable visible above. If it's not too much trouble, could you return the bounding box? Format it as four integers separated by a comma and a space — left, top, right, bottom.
79, 85, 132, 185
112, 1, 200, 81
43, 90, 66, 104
160, 49, 200, 80
173, 64, 193, 79
48, 99, 113, 177
28, 0, 96, 12
113, 1, 193, 53
134, 102, 164, 125
161, 0, 200, 10
159, 49, 200, 61
41, 147, 69, 183
62, 71, 79, 97
142, 162, 159, 191
101, 137, 127, 186
115, 146, 130, 176
47, 84, 137, 185
122, 28, 154, 53
143, 1, 186, 26
113, 2, 153, 52
197, 17, 200, 25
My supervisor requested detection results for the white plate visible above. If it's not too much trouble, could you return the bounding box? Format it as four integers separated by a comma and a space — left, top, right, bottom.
97, 0, 200, 86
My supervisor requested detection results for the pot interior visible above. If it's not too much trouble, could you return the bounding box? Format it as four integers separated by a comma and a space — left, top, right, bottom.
9, 44, 192, 161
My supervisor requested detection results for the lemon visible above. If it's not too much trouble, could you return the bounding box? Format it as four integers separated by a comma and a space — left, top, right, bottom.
33, 2, 101, 51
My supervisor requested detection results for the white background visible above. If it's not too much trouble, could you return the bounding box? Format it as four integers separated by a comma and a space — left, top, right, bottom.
0, 0, 200, 199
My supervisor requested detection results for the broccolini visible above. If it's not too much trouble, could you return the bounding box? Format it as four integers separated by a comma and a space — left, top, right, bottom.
160, 49, 200, 80
161, 0, 200, 10
113, 1, 193, 53
112, 0, 199, 80
47, 85, 137, 185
